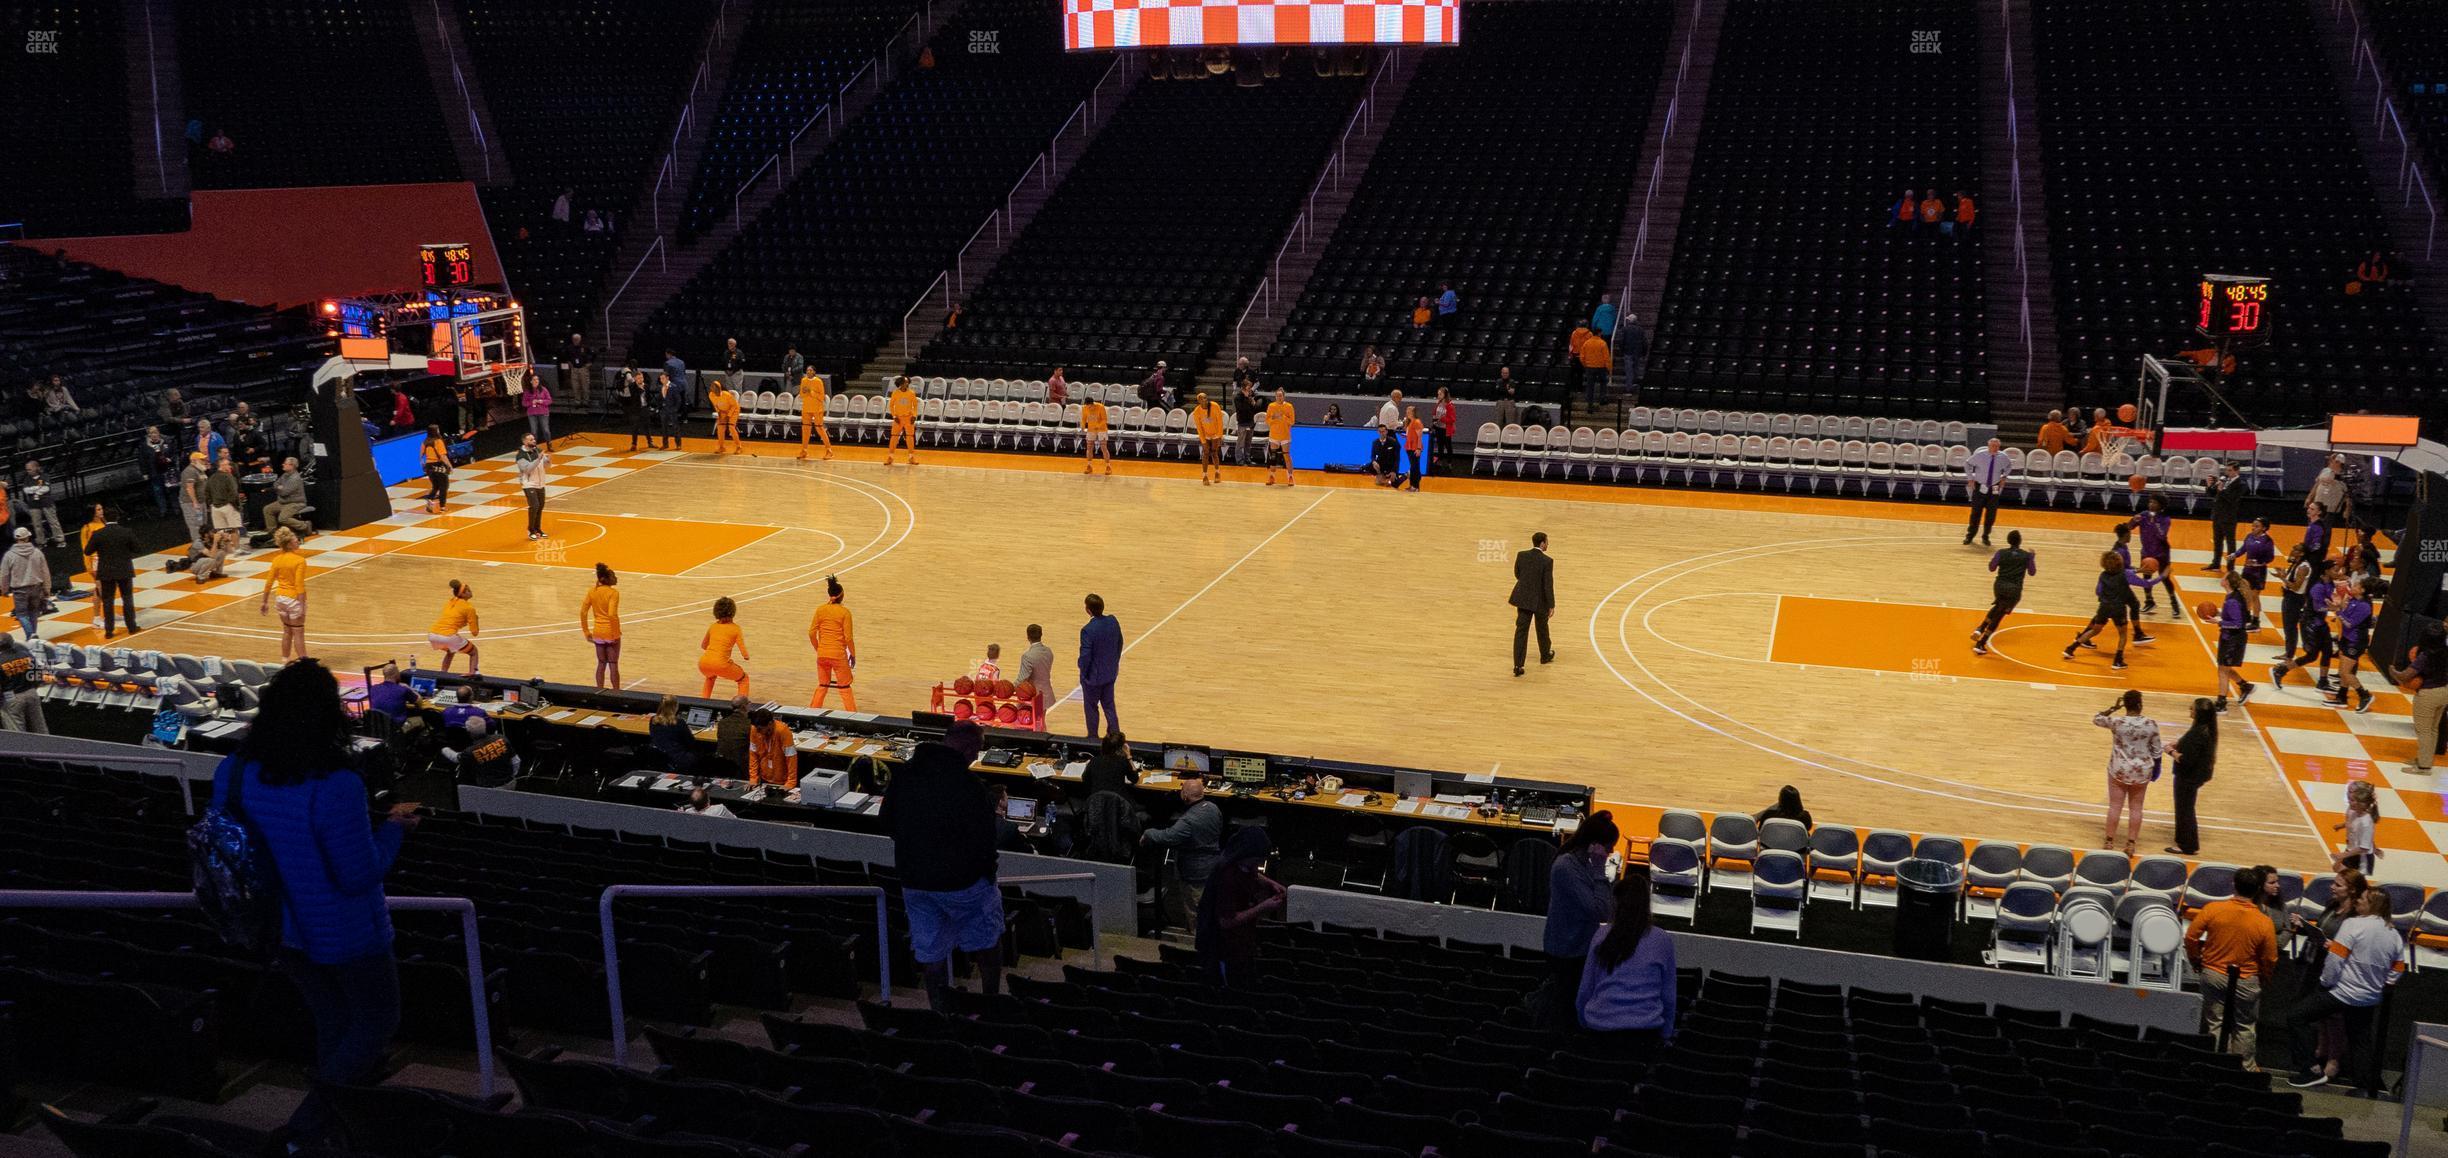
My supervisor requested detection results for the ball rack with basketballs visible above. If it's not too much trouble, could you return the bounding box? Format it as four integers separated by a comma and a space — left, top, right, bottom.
930, 675, 1040, 728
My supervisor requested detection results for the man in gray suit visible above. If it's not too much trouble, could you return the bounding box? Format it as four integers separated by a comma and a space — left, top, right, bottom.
1013, 623, 1056, 732
1510, 532, 1556, 677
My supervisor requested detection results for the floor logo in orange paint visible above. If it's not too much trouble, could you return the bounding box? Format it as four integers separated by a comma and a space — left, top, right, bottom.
1768, 595, 2220, 693
394, 512, 778, 575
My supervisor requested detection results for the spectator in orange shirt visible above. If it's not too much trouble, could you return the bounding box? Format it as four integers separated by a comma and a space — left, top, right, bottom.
2079, 407, 2112, 454
1402, 406, 1425, 492
1079, 397, 1113, 475
1951, 191, 1977, 239
2185, 865, 2279, 1061
1918, 193, 1945, 232
1579, 331, 1613, 408
1890, 189, 1918, 230
2036, 410, 2071, 454
1191, 391, 1225, 486
1411, 296, 1432, 331
1566, 321, 1595, 401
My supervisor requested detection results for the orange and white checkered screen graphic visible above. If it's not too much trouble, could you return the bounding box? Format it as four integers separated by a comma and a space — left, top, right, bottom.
1063, 0, 1460, 49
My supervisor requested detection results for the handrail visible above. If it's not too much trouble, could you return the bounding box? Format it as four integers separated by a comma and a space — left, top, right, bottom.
2002, 0, 2035, 400
904, 271, 950, 352
2402, 1033, 2448, 1156
1615, 0, 1708, 333
1237, 48, 1403, 363
429, 0, 489, 181
0, 890, 496, 1097
1007, 153, 1047, 225
956, 211, 1000, 296
786, 101, 832, 172
1234, 277, 1271, 361
0, 742, 201, 812
598, 884, 889, 1066
641, 0, 729, 244
2335, 0, 2440, 258
602, 237, 666, 349
1000, 873, 1104, 968
839, 59, 876, 107
734, 154, 778, 227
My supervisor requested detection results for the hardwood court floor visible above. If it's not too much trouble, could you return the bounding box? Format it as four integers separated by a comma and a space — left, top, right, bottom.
121, 432, 2330, 867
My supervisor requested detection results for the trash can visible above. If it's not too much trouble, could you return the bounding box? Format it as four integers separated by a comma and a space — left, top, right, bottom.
1893, 856, 1963, 962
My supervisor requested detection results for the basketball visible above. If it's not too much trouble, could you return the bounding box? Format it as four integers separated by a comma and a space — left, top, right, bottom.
2117, 403, 2138, 424
2127, 474, 2146, 492
952, 676, 973, 695
992, 678, 1014, 698
1016, 682, 1040, 702
950, 701, 973, 721
2196, 601, 2221, 622
2139, 557, 2159, 575
996, 704, 1018, 724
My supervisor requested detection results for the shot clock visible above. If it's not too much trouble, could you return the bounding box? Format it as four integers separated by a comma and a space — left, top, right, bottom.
419, 242, 475, 290
2194, 273, 2270, 341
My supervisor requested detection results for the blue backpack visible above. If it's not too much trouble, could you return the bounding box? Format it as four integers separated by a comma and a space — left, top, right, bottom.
187, 756, 284, 954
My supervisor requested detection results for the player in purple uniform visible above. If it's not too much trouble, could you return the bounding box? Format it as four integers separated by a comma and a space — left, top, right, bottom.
2212, 570, 2257, 711
2229, 517, 2276, 591
2133, 497, 2180, 618
2326, 579, 2384, 714
2273, 541, 2315, 659
2105, 525, 2159, 646
2302, 504, 2333, 562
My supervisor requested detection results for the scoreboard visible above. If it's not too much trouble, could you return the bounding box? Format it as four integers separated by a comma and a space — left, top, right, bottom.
1063, 0, 1460, 49
420, 242, 476, 290
2194, 273, 2269, 341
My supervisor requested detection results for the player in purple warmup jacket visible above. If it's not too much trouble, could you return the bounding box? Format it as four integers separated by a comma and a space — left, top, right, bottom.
2134, 496, 2180, 618
2212, 570, 2258, 710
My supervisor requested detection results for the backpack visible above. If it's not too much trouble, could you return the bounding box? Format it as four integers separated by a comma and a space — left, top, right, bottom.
187, 756, 284, 954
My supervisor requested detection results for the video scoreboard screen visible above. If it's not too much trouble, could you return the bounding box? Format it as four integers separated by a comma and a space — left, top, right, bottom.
1063, 0, 1459, 49
420, 242, 475, 290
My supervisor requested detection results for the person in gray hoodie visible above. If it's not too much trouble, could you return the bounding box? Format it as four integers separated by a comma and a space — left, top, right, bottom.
1143, 777, 1223, 927
1, 528, 49, 642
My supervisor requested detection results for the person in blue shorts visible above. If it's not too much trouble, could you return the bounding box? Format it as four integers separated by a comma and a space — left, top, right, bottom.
881, 720, 1004, 1009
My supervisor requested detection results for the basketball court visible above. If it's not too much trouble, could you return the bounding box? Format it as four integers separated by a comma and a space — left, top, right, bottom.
67, 431, 2416, 877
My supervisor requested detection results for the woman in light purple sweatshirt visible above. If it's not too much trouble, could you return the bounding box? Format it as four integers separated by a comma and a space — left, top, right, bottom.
1576, 872, 1677, 1060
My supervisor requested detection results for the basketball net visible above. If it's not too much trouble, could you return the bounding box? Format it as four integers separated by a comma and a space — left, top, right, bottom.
2096, 425, 2151, 459
501, 365, 529, 396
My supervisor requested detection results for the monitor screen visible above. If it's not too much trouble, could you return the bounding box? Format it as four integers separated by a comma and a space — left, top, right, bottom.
1394, 769, 1434, 800
910, 710, 954, 732
1221, 755, 1269, 785
1005, 797, 1039, 823
1064, 0, 1459, 50
686, 707, 714, 729
1162, 746, 1212, 775
2330, 413, 2421, 449
409, 676, 437, 696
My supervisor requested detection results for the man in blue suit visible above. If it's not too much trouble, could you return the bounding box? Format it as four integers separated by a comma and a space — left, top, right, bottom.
1078, 593, 1123, 738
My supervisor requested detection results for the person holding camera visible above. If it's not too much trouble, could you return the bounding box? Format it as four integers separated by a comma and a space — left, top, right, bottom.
2093, 690, 2163, 855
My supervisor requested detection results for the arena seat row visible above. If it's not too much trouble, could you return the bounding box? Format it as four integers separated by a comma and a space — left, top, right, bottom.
910, 70, 1367, 391
1261, 0, 1670, 402
465, 0, 721, 347
177, 0, 458, 190
636, 0, 1114, 389
680, 1, 924, 239
2032, 0, 2439, 426
1647, 0, 1987, 421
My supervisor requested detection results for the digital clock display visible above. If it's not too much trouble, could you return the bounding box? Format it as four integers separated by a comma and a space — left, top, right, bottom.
420, 242, 475, 290
2195, 274, 2269, 339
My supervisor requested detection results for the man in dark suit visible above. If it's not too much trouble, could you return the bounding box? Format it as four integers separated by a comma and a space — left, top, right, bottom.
84, 506, 140, 638
1078, 594, 1124, 738
1510, 532, 1556, 676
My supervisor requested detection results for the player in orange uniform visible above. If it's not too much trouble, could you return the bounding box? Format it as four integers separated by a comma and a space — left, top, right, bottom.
1191, 391, 1225, 485
428, 579, 480, 673
1264, 388, 1297, 487
256, 528, 310, 662
579, 562, 622, 689
698, 595, 751, 698
746, 707, 797, 788
884, 377, 920, 465
797, 369, 833, 461
807, 575, 857, 710
708, 379, 744, 454
1080, 397, 1113, 475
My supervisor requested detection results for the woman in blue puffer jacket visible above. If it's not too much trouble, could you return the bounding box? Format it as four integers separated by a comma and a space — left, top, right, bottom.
210, 659, 418, 1144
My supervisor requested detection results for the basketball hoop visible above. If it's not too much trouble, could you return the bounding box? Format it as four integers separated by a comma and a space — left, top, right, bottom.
2096, 425, 2151, 458
501, 364, 529, 396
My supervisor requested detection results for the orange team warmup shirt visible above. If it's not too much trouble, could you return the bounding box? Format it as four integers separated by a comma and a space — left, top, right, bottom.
1918, 196, 1944, 224
1083, 401, 1110, 433
422, 440, 448, 469
1193, 402, 1224, 440
580, 585, 621, 642
1955, 195, 1977, 225
1411, 304, 1431, 326
700, 621, 745, 677
711, 386, 739, 419
1266, 399, 1295, 442
431, 597, 478, 638
799, 372, 827, 419
889, 388, 918, 425
2037, 421, 2070, 455
748, 719, 798, 787
1404, 416, 1424, 453
268, 551, 309, 599
809, 602, 854, 660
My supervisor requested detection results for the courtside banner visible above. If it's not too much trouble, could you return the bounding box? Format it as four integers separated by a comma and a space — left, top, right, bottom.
1063, 0, 1461, 49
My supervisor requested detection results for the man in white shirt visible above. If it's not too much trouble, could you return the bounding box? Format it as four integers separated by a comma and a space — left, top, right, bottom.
1375, 389, 1403, 429
1963, 436, 2010, 547
2308, 454, 2349, 524
677, 785, 735, 819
